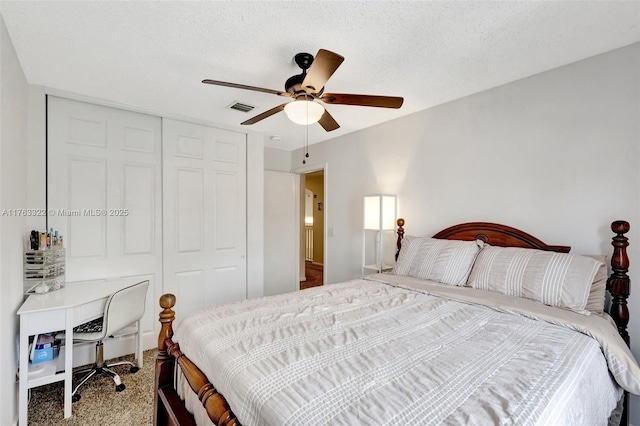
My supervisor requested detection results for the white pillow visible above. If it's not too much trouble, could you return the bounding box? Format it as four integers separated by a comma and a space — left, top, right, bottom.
394, 236, 484, 286
467, 246, 603, 315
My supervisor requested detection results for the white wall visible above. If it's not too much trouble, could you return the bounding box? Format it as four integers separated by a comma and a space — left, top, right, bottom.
264, 146, 292, 172
0, 14, 29, 426
247, 131, 265, 300
294, 42, 640, 422
25, 85, 46, 232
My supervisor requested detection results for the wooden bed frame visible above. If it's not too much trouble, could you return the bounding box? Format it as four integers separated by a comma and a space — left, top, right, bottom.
154, 220, 631, 426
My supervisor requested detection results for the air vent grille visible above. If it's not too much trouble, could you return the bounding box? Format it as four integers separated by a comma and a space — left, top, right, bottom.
228, 102, 255, 113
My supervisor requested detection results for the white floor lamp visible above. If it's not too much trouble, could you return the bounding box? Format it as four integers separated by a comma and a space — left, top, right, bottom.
363, 194, 397, 273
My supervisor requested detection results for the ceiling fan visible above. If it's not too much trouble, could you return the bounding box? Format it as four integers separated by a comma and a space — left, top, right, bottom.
202, 49, 404, 132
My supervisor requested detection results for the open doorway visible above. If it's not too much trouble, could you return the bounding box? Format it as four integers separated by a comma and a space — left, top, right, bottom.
300, 170, 324, 289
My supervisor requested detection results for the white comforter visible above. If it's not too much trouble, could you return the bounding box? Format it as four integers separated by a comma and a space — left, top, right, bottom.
174, 275, 638, 426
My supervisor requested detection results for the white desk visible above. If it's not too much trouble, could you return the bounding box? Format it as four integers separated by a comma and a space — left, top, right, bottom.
17, 277, 146, 425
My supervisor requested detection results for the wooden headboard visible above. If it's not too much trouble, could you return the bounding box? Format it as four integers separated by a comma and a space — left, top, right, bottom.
432, 222, 571, 252
394, 218, 570, 255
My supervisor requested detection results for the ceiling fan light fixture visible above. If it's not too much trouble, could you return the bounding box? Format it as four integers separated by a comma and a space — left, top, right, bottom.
284, 100, 325, 125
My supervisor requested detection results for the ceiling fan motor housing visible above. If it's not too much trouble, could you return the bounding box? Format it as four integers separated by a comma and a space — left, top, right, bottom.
285, 73, 306, 96
286, 52, 316, 97
294, 52, 314, 70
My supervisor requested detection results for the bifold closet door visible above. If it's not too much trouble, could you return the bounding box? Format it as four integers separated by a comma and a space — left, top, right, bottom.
47, 96, 162, 346
162, 119, 247, 321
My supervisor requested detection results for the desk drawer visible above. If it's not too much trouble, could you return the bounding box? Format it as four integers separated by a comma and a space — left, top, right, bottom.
21, 310, 65, 335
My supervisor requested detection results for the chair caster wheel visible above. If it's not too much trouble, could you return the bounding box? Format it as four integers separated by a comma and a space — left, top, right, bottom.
115, 383, 126, 392
130, 366, 139, 373
72, 393, 81, 403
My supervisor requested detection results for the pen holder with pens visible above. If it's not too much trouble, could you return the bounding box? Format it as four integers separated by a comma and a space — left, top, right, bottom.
23, 248, 66, 295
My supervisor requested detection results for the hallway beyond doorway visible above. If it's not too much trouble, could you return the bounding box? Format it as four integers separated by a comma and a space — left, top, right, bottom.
300, 261, 323, 290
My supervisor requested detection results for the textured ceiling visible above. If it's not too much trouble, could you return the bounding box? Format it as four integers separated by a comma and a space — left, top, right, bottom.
1, 1, 639, 151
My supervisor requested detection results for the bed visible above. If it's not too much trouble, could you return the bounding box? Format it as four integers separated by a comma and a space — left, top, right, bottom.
154, 220, 639, 426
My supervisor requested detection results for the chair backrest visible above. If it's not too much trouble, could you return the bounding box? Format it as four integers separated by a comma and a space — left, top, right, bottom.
102, 280, 149, 337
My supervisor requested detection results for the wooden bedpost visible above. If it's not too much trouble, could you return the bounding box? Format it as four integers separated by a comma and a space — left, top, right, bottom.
155, 293, 239, 426
155, 294, 178, 425
395, 218, 405, 261
608, 221, 631, 426
608, 221, 631, 345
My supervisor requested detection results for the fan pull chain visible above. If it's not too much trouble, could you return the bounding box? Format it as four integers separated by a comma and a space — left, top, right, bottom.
303, 95, 310, 164
303, 125, 309, 164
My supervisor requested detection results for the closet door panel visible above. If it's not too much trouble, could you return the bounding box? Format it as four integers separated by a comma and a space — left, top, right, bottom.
213, 171, 239, 250
175, 269, 206, 320
163, 118, 247, 322
67, 157, 106, 258
176, 167, 204, 253
122, 164, 156, 255
213, 266, 242, 305
47, 96, 162, 350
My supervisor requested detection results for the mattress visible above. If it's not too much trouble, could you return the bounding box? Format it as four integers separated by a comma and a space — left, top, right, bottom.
174, 275, 630, 425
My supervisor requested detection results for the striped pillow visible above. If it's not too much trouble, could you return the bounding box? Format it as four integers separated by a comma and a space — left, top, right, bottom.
394, 236, 484, 286
583, 255, 608, 316
467, 246, 603, 315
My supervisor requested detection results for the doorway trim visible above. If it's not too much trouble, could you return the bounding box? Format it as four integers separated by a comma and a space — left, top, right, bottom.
292, 162, 328, 286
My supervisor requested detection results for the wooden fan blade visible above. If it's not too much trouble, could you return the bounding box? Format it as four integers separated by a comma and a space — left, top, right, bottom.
302, 49, 345, 93
318, 109, 340, 132
202, 79, 291, 97
320, 93, 403, 109
241, 103, 287, 125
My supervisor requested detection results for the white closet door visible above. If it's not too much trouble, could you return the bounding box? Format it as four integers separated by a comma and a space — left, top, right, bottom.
162, 118, 247, 321
47, 96, 162, 349
264, 171, 299, 296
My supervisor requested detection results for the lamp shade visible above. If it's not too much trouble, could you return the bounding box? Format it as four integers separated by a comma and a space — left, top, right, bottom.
284, 100, 325, 125
364, 194, 396, 231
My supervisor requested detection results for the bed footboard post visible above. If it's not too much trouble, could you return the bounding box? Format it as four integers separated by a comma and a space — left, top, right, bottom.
608, 221, 630, 345
155, 293, 177, 425
395, 218, 405, 261
608, 221, 631, 426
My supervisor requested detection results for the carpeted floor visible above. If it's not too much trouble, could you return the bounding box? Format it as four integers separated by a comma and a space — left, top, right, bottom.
300, 261, 323, 290
27, 348, 157, 425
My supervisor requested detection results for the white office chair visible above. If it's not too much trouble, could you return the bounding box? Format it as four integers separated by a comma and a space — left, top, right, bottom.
56, 280, 149, 402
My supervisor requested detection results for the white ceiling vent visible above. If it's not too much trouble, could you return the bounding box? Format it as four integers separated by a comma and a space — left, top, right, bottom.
228, 101, 255, 113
